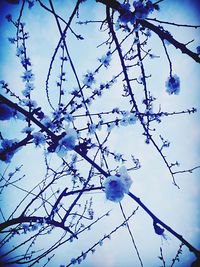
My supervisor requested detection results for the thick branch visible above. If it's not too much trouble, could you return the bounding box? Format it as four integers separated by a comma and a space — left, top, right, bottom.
1, 94, 199, 259
0, 215, 76, 237
96, 0, 200, 63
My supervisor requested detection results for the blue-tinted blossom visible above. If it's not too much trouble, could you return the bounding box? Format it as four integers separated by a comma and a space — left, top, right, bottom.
120, 116, 129, 126
103, 166, 132, 202
21, 57, 31, 68
22, 82, 34, 97
32, 132, 46, 146
133, 0, 154, 19
41, 116, 55, 130
88, 123, 96, 134
20, 99, 37, 108
64, 112, 75, 123
119, 3, 135, 25
118, 166, 133, 193
128, 113, 137, 125
114, 153, 123, 162
99, 51, 112, 67
56, 128, 77, 158
103, 176, 125, 202
0, 104, 15, 120
165, 74, 180, 95
8, 37, 16, 44
21, 126, 34, 134
83, 71, 95, 87
21, 70, 34, 82
107, 122, 115, 133
71, 258, 77, 265
16, 45, 24, 57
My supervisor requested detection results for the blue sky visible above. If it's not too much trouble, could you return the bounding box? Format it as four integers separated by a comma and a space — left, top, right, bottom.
0, 1, 200, 267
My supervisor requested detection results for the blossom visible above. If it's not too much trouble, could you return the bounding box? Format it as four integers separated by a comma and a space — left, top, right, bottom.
88, 123, 96, 134
120, 116, 129, 126
22, 82, 34, 97
21, 57, 31, 68
71, 258, 77, 265
16, 45, 24, 57
32, 132, 46, 146
133, 0, 154, 19
8, 37, 16, 44
0, 139, 20, 163
114, 153, 123, 162
20, 99, 37, 108
0, 104, 15, 120
21, 126, 34, 134
41, 116, 55, 130
103, 166, 132, 202
21, 70, 34, 82
107, 122, 115, 133
165, 74, 180, 95
118, 3, 135, 25
83, 71, 95, 87
103, 175, 126, 202
99, 51, 112, 67
118, 166, 133, 193
128, 113, 137, 125
56, 128, 77, 157
64, 112, 75, 123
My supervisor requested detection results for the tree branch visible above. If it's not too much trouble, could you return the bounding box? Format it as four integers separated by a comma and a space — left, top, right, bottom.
96, 0, 200, 63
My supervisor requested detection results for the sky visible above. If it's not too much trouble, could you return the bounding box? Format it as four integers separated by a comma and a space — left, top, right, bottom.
0, 0, 200, 267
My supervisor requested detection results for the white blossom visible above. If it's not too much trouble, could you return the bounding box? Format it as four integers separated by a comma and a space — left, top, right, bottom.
32, 132, 46, 146
118, 166, 133, 193
21, 70, 34, 82
83, 71, 95, 87
103, 175, 126, 202
165, 74, 180, 95
99, 51, 112, 67
88, 123, 96, 134
56, 128, 77, 158
21, 126, 34, 134
128, 113, 137, 125
120, 116, 129, 126
103, 166, 132, 202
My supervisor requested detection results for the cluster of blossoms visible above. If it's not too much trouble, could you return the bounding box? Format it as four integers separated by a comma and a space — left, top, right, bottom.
56, 128, 78, 158
116, 0, 155, 29
11, 23, 35, 98
103, 166, 133, 202
165, 74, 180, 95
120, 112, 137, 126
